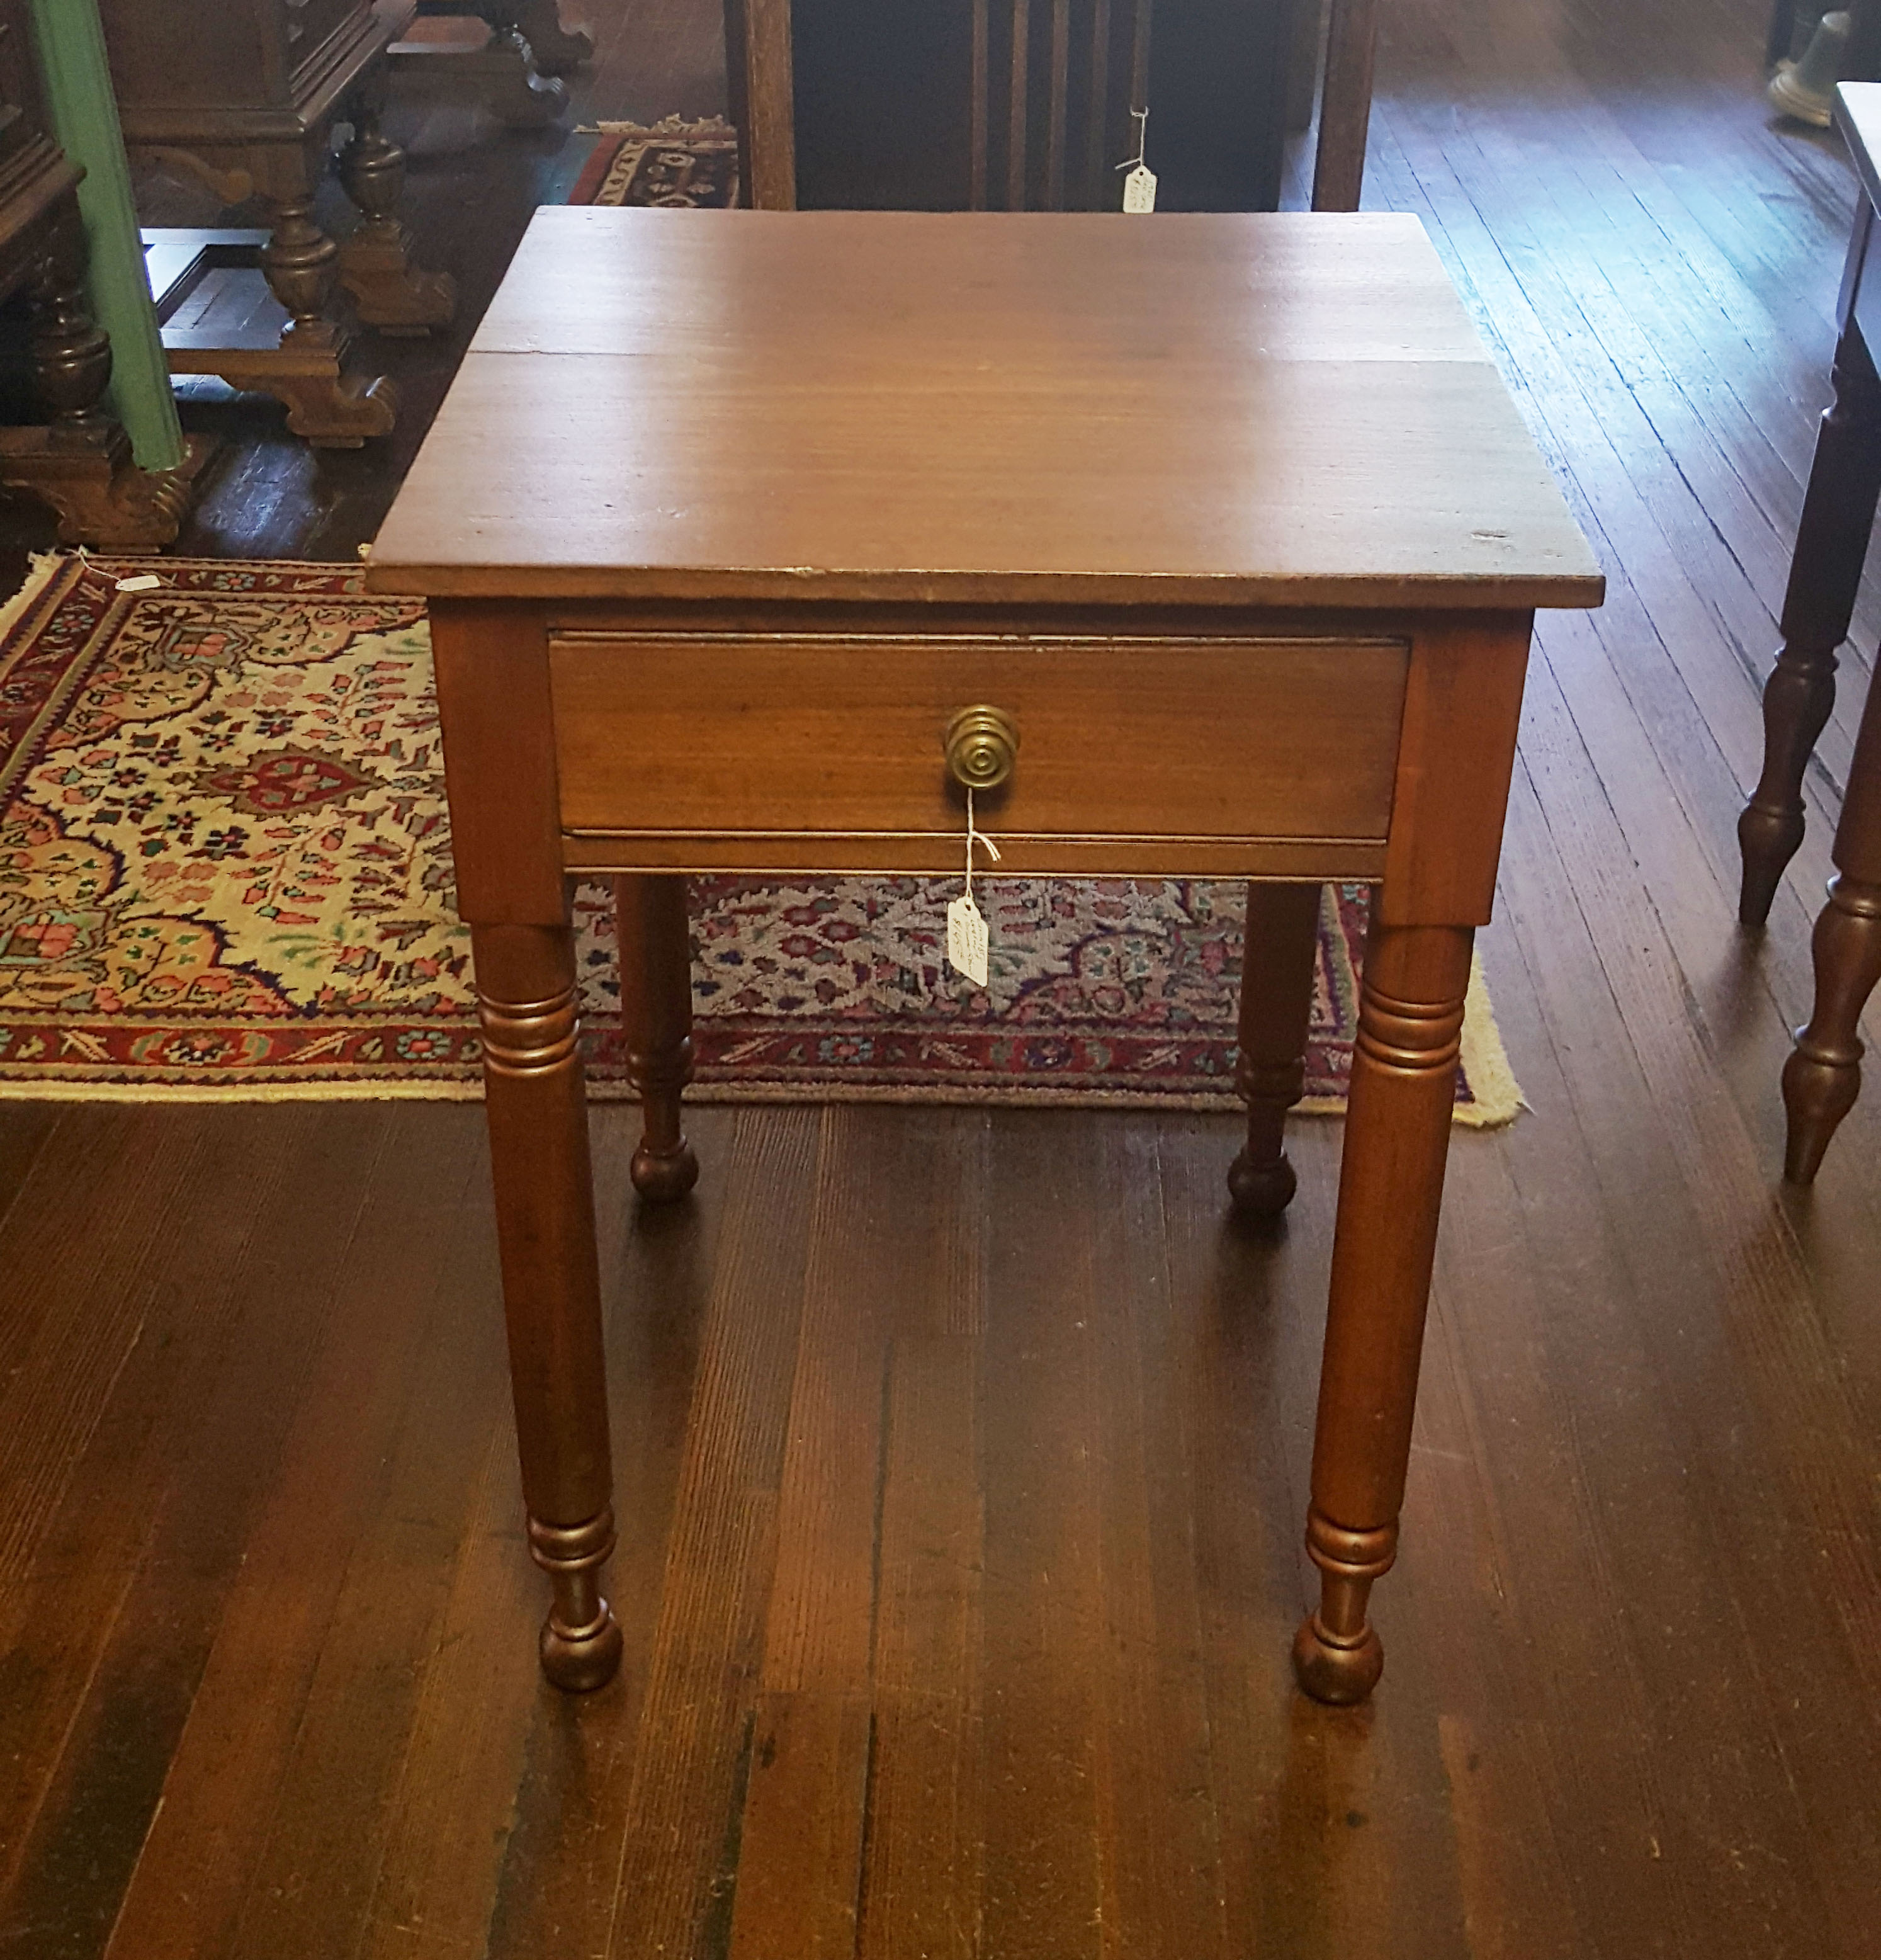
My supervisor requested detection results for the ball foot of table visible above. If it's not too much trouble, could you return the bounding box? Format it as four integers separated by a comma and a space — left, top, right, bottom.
530, 1508, 624, 1691
1292, 1507, 1396, 1705
539, 1602, 623, 1691
1291, 1612, 1384, 1705
1227, 1145, 1298, 1219
631, 1138, 699, 1203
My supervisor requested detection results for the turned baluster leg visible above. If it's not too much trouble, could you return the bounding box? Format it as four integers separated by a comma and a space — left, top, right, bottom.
336, 90, 456, 334
1782, 666, 1881, 1181
1293, 921, 1472, 1705
1741, 315, 1881, 925
30, 222, 112, 438
1229, 881, 1323, 1218
260, 195, 344, 352
473, 922, 623, 1691
614, 874, 699, 1202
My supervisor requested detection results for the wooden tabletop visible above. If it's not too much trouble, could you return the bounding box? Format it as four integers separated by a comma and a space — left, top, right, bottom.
366, 207, 1602, 611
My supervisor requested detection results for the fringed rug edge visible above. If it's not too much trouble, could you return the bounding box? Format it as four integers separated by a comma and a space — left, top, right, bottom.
0, 956, 1523, 1123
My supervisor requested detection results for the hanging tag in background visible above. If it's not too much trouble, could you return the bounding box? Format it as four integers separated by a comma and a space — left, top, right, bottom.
946, 892, 990, 988
1117, 105, 1155, 213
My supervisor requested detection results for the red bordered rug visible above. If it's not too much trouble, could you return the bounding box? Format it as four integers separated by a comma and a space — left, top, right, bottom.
0, 555, 1520, 1117
569, 115, 740, 208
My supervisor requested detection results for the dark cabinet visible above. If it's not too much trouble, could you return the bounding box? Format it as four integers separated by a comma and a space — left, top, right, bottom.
97, 0, 454, 445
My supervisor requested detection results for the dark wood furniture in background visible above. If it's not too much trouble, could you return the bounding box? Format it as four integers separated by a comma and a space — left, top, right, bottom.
386, 0, 592, 131
97, 0, 455, 446
366, 205, 1600, 1708
1741, 80, 1881, 1183
725, 0, 1380, 214
0, 0, 204, 543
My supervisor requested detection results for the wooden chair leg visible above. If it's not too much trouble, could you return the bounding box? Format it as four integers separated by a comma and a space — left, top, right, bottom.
1767, 0, 1801, 67
1311, 0, 1379, 212
1229, 881, 1322, 1219
615, 874, 699, 1203
1783, 666, 1881, 1181
1293, 921, 1472, 1705
472, 922, 621, 1692
1741, 314, 1881, 924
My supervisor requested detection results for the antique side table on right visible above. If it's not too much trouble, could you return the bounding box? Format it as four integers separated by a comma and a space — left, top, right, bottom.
368, 206, 1603, 1709
1739, 81, 1881, 1182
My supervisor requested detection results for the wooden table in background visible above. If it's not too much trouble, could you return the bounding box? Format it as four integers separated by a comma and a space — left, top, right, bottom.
1739, 81, 1881, 1182
366, 207, 1601, 1707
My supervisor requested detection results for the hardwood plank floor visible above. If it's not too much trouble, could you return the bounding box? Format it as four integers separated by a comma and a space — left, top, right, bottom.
4, 0, 1881, 1953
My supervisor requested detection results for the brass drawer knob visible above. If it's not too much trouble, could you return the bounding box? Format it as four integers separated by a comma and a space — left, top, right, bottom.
943, 705, 1020, 792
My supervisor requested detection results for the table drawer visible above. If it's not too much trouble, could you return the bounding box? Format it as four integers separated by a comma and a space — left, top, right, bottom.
548, 633, 1409, 876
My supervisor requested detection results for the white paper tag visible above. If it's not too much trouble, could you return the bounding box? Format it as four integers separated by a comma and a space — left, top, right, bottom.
1122, 164, 1157, 213
115, 574, 162, 592
946, 893, 990, 988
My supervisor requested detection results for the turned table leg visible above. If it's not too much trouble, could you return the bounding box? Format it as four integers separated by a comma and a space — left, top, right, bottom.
1293, 920, 1472, 1705
337, 88, 457, 334
1229, 881, 1322, 1218
1741, 315, 1881, 925
1782, 664, 1881, 1181
614, 873, 699, 1203
473, 922, 622, 1691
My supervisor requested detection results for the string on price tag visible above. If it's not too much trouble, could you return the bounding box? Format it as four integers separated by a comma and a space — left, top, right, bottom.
945, 786, 1001, 988
1117, 106, 1156, 213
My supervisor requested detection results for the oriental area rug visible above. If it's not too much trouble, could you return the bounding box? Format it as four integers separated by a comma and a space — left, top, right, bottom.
569, 115, 740, 208
0, 555, 1520, 1119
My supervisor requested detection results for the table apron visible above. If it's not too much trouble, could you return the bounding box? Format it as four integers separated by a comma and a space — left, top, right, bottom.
545, 630, 1409, 876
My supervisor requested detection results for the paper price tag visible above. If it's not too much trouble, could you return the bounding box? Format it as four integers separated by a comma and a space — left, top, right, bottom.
946, 893, 990, 988
1122, 164, 1157, 213
115, 574, 162, 592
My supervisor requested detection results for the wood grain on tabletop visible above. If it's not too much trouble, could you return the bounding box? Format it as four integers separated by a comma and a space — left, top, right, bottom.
365, 209, 1602, 608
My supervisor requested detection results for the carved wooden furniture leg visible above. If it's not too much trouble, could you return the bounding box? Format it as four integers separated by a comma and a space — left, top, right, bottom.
1229, 881, 1322, 1218
473, 922, 622, 1691
247, 194, 398, 447
388, 9, 569, 130
1782, 665, 1881, 1181
614, 873, 699, 1203
502, 0, 593, 74
0, 220, 210, 548
1294, 921, 1472, 1704
1740, 315, 1881, 925
336, 89, 456, 335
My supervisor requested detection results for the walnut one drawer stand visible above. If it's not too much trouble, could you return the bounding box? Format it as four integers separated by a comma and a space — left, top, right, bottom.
366, 207, 1603, 1706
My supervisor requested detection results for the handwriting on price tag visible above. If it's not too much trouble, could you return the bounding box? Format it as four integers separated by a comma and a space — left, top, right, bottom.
946, 893, 990, 988
1122, 163, 1157, 213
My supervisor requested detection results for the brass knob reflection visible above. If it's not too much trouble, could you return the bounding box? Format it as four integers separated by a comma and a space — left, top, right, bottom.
943, 705, 1019, 792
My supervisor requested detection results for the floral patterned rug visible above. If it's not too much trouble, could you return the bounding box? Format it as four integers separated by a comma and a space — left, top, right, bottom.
0, 555, 1519, 1118
569, 116, 740, 209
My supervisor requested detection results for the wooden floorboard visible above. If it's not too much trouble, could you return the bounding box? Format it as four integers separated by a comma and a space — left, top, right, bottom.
4, 0, 1881, 1952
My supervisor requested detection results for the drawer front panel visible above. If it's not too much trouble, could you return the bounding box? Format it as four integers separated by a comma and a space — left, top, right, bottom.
548, 633, 1409, 875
